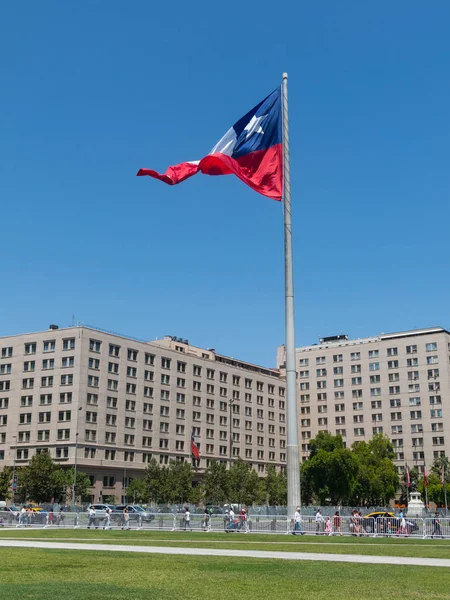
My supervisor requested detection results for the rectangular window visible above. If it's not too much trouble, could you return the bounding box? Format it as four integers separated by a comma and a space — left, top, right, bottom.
89, 339, 101, 352
107, 396, 117, 409
88, 358, 99, 370
41, 376, 54, 387
128, 349, 138, 361
410, 410, 422, 420
43, 340, 56, 353
89, 376, 100, 388
109, 344, 120, 357
38, 411, 51, 423
406, 345, 417, 354
24, 343, 36, 355
161, 357, 171, 369
40, 394, 52, 405
23, 361, 35, 372
59, 410, 72, 422
61, 374, 73, 386
145, 353, 155, 366
368, 350, 379, 358
107, 379, 118, 391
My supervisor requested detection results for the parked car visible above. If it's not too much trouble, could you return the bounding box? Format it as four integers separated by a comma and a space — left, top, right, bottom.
0, 506, 20, 523
363, 511, 419, 534
111, 505, 155, 525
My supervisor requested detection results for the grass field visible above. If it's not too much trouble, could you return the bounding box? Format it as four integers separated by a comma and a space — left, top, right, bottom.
2, 528, 450, 559
1, 530, 450, 599
1, 547, 450, 600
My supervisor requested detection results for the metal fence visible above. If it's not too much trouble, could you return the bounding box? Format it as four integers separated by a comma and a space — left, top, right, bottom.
1, 512, 449, 538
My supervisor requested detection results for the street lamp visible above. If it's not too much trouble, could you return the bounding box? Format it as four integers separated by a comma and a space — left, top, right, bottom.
228, 399, 234, 470
72, 406, 83, 508
11, 435, 17, 505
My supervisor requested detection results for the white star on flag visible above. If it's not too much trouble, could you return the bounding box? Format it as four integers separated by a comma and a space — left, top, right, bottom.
244, 114, 267, 139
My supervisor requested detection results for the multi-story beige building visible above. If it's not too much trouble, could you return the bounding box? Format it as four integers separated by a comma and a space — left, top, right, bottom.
0, 325, 287, 503
277, 326, 449, 477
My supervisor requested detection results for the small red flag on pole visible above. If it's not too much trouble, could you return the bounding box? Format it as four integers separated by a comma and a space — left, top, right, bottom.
406, 465, 411, 488
424, 466, 428, 488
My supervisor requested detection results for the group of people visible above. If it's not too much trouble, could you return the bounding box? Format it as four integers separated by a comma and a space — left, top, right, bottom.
87, 506, 131, 530
292, 508, 344, 536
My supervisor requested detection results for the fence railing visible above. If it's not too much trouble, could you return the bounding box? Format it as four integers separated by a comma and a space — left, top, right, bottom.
1, 512, 449, 538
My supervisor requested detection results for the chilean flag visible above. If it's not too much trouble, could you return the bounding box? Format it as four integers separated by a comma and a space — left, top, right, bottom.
191, 431, 200, 460
137, 87, 283, 200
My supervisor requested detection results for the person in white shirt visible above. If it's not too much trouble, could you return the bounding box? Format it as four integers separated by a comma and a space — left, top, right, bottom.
184, 508, 192, 531
87, 507, 97, 529
315, 509, 323, 535
292, 507, 304, 535
229, 507, 235, 522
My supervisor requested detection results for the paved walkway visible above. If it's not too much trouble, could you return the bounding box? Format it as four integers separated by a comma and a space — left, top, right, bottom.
0, 539, 449, 568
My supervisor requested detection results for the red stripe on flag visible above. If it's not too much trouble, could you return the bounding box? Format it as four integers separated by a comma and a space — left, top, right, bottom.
191, 440, 200, 460
136, 144, 283, 200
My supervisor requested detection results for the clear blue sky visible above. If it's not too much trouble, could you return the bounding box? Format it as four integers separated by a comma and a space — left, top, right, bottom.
1, 1, 450, 367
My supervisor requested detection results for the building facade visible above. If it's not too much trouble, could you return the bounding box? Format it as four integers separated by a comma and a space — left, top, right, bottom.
0, 325, 287, 503
277, 327, 450, 477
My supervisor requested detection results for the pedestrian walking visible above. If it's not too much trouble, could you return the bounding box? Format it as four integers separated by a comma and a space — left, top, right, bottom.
18, 507, 26, 527
333, 511, 342, 536
184, 508, 192, 531
431, 511, 443, 539
292, 507, 304, 535
104, 507, 111, 530
121, 506, 130, 530
229, 506, 235, 523
238, 509, 249, 533
315, 509, 323, 535
396, 512, 408, 537
202, 509, 210, 532
87, 506, 97, 529
324, 516, 332, 535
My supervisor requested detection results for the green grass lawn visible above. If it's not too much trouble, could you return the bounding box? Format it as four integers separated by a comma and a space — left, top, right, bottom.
1, 547, 450, 600
2, 528, 450, 559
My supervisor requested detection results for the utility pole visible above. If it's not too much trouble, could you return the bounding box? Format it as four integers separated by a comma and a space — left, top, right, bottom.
72, 406, 83, 507
228, 399, 234, 470
11, 435, 17, 505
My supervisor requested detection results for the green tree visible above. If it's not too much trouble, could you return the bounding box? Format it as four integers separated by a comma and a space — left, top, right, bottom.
309, 431, 345, 458
126, 477, 149, 504
144, 458, 163, 504
55, 468, 92, 505
350, 435, 399, 505
418, 472, 450, 507
302, 433, 358, 504
165, 461, 195, 504
0, 466, 12, 501
18, 453, 64, 503
228, 458, 251, 505
202, 460, 229, 505
265, 465, 287, 505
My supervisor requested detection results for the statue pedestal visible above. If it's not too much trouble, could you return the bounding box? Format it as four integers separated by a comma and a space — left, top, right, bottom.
407, 491, 425, 517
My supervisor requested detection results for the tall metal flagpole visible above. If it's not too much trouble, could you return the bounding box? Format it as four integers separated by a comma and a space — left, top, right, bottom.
282, 72, 301, 516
